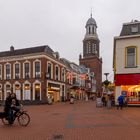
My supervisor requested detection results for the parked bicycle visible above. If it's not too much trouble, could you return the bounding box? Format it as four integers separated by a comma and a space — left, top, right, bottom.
0, 107, 30, 126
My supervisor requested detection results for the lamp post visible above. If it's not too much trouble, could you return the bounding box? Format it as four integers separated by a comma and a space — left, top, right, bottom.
104, 73, 110, 94
45, 72, 50, 79
104, 73, 109, 80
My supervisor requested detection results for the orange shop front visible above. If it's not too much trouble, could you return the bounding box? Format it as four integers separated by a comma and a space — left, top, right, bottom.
115, 74, 140, 105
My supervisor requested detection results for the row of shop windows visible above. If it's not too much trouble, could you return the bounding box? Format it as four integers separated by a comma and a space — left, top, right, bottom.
0, 83, 41, 101
121, 85, 140, 103
0, 82, 65, 102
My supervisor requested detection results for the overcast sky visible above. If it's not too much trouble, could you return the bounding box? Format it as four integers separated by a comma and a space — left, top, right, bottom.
0, 0, 139, 81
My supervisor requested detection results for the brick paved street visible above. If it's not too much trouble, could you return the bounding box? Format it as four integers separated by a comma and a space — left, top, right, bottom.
0, 101, 140, 140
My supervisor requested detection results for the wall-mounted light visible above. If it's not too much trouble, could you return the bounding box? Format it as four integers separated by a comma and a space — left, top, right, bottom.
45, 72, 50, 79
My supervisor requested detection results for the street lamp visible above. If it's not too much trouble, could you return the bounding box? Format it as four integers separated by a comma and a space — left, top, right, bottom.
45, 72, 50, 79
104, 73, 110, 94
104, 73, 109, 80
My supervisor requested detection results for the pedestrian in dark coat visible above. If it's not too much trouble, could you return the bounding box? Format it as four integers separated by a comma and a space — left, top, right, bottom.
117, 95, 124, 110
4, 92, 13, 124
4, 92, 12, 116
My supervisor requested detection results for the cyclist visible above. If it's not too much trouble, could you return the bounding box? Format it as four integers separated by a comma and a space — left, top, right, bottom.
4, 92, 22, 124
10, 93, 23, 118
4, 92, 13, 124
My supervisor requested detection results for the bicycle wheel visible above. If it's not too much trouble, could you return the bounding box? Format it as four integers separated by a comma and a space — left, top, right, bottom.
18, 112, 30, 126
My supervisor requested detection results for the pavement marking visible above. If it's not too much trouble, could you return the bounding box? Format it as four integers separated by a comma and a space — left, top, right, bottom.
65, 105, 78, 128
65, 114, 73, 128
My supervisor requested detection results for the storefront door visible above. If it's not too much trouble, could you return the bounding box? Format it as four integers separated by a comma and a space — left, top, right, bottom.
15, 84, 21, 100
35, 84, 40, 100
15, 90, 21, 100
24, 84, 30, 100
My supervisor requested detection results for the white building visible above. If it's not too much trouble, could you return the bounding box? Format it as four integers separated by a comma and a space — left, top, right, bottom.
113, 20, 140, 105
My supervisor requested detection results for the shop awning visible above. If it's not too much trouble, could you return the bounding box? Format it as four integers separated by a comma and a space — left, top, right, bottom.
115, 74, 140, 86
70, 83, 80, 89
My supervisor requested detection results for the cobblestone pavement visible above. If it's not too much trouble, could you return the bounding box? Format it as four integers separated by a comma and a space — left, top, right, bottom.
0, 101, 140, 140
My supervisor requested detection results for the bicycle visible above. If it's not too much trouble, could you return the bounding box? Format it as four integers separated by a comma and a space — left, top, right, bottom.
1, 107, 30, 126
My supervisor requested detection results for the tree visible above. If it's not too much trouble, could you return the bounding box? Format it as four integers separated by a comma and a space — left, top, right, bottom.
102, 80, 111, 87
102, 80, 111, 93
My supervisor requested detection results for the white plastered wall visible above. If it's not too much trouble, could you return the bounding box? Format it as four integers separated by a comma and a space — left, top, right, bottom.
116, 37, 140, 74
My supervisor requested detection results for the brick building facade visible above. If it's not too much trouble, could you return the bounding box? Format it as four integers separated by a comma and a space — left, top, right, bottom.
0, 45, 66, 102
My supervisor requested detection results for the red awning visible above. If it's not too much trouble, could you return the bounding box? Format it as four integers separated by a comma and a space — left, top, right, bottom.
115, 74, 140, 86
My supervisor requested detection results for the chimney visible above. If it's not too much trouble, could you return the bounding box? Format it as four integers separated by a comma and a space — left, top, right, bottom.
10, 46, 14, 51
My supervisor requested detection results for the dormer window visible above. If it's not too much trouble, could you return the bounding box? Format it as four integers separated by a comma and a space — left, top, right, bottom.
131, 26, 138, 33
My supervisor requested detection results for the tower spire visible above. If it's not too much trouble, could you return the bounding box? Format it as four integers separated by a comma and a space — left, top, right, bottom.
90, 8, 92, 18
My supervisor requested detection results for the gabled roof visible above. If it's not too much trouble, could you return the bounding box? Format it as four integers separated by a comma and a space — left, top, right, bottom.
60, 58, 72, 70
0, 45, 54, 58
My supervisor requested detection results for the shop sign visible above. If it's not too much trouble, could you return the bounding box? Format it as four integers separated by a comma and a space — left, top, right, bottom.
121, 91, 127, 96
115, 74, 140, 86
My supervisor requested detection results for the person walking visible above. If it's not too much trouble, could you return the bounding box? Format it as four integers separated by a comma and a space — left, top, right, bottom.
70, 94, 74, 104
117, 95, 124, 110
101, 95, 106, 107
106, 95, 111, 109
